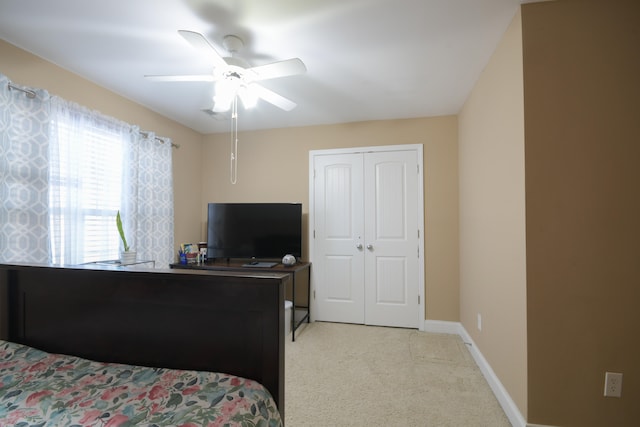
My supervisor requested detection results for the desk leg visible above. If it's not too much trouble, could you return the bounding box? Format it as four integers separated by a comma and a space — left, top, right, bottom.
307, 264, 311, 324
291, 273, 296, 342
290, 263, 311, 342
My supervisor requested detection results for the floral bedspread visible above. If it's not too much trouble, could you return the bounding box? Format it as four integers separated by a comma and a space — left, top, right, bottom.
0, 340, 282, 427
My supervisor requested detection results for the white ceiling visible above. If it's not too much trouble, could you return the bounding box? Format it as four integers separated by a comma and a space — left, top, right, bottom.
0, 0, 525, 134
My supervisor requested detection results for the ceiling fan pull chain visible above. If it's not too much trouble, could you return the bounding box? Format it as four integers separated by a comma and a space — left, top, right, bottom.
230, 95, 239, 184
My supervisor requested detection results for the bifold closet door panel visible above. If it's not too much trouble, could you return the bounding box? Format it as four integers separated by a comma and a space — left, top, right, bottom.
312, 153, 365, 324
363, 150, 419, 328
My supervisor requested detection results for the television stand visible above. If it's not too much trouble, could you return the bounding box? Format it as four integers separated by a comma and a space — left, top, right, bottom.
170, 260, 311, 342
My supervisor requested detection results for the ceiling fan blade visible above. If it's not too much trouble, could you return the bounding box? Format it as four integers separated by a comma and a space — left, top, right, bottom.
249, 58, 306, 81
178, 30, 227, 69
145, 74, 216, 82
251, 84, 297, 111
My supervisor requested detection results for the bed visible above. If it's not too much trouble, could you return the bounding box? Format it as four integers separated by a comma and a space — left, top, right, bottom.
0, 339, 280, 426
0, 263, 286, 426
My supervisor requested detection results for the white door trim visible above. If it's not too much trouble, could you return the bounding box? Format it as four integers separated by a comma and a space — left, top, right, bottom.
309, 144, 425, 330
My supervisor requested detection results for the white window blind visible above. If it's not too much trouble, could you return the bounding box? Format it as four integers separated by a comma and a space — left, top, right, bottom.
49, 108, 128, 265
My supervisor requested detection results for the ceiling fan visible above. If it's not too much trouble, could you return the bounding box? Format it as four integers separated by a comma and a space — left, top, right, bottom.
145, 30, 306, 113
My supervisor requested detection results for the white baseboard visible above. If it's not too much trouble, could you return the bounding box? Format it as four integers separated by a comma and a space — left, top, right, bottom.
423, 319, 463, 335
424, 319, 528, 427
458, 326, 527, 427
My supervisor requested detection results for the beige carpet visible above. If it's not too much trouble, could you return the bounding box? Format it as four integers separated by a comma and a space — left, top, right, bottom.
285, 322, 510, 427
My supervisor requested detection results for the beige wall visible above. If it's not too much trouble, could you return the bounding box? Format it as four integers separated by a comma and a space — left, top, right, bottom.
0, 39, 204, 247
523, 0, 640, 425
201, 118, 460, 321
458, 10, 527, 417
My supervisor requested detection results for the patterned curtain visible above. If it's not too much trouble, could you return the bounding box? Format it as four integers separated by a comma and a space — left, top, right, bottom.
0, 74, 51, 263
0, 73, 175, 268
122, 129, 174, 269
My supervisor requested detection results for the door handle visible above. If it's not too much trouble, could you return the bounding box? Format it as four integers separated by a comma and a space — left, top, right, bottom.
366, 244, 373, 250
356, 243, 363, 250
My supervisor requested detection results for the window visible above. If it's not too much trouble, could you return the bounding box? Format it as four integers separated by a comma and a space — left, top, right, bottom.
48, 108, 129, 265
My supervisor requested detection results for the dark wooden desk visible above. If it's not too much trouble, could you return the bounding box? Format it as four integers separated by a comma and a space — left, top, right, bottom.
170, 260, 311, 341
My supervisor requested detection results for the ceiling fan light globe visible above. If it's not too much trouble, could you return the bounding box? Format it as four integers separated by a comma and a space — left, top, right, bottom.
212, 94, 233, 112
214, 79, 239, 107
238, 85, 258, 109
211, 103, 230, 113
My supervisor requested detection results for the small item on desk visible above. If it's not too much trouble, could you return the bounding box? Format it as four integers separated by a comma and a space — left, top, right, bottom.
198, 242, 207, 262
178, 249, 187, 265
282, 254, 297, 266
242, 260, 278, 268
180, 243, 199, 264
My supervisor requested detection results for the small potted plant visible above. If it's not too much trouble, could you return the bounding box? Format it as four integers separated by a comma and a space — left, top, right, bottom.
116, 211, 136, 264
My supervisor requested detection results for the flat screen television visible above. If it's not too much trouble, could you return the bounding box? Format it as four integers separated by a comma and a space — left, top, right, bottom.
207, 202, 302, 260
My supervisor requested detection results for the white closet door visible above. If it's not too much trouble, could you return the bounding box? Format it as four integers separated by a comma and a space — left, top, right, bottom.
311, 146, 422, 328
363, 150, 419, 328
313, 153, 365, 324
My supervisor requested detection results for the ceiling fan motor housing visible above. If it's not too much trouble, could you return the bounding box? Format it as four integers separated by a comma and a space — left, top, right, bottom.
222, 34, 244, 53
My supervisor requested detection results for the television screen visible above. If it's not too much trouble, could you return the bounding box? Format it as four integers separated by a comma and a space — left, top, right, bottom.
207, 203, 302, 260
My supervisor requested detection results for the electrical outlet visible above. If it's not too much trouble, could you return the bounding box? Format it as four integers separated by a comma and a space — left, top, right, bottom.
477, 313, 482, 331
604, 372, 623, 397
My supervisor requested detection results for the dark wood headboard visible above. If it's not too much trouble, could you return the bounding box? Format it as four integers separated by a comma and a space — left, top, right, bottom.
0, 263, 286, 418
